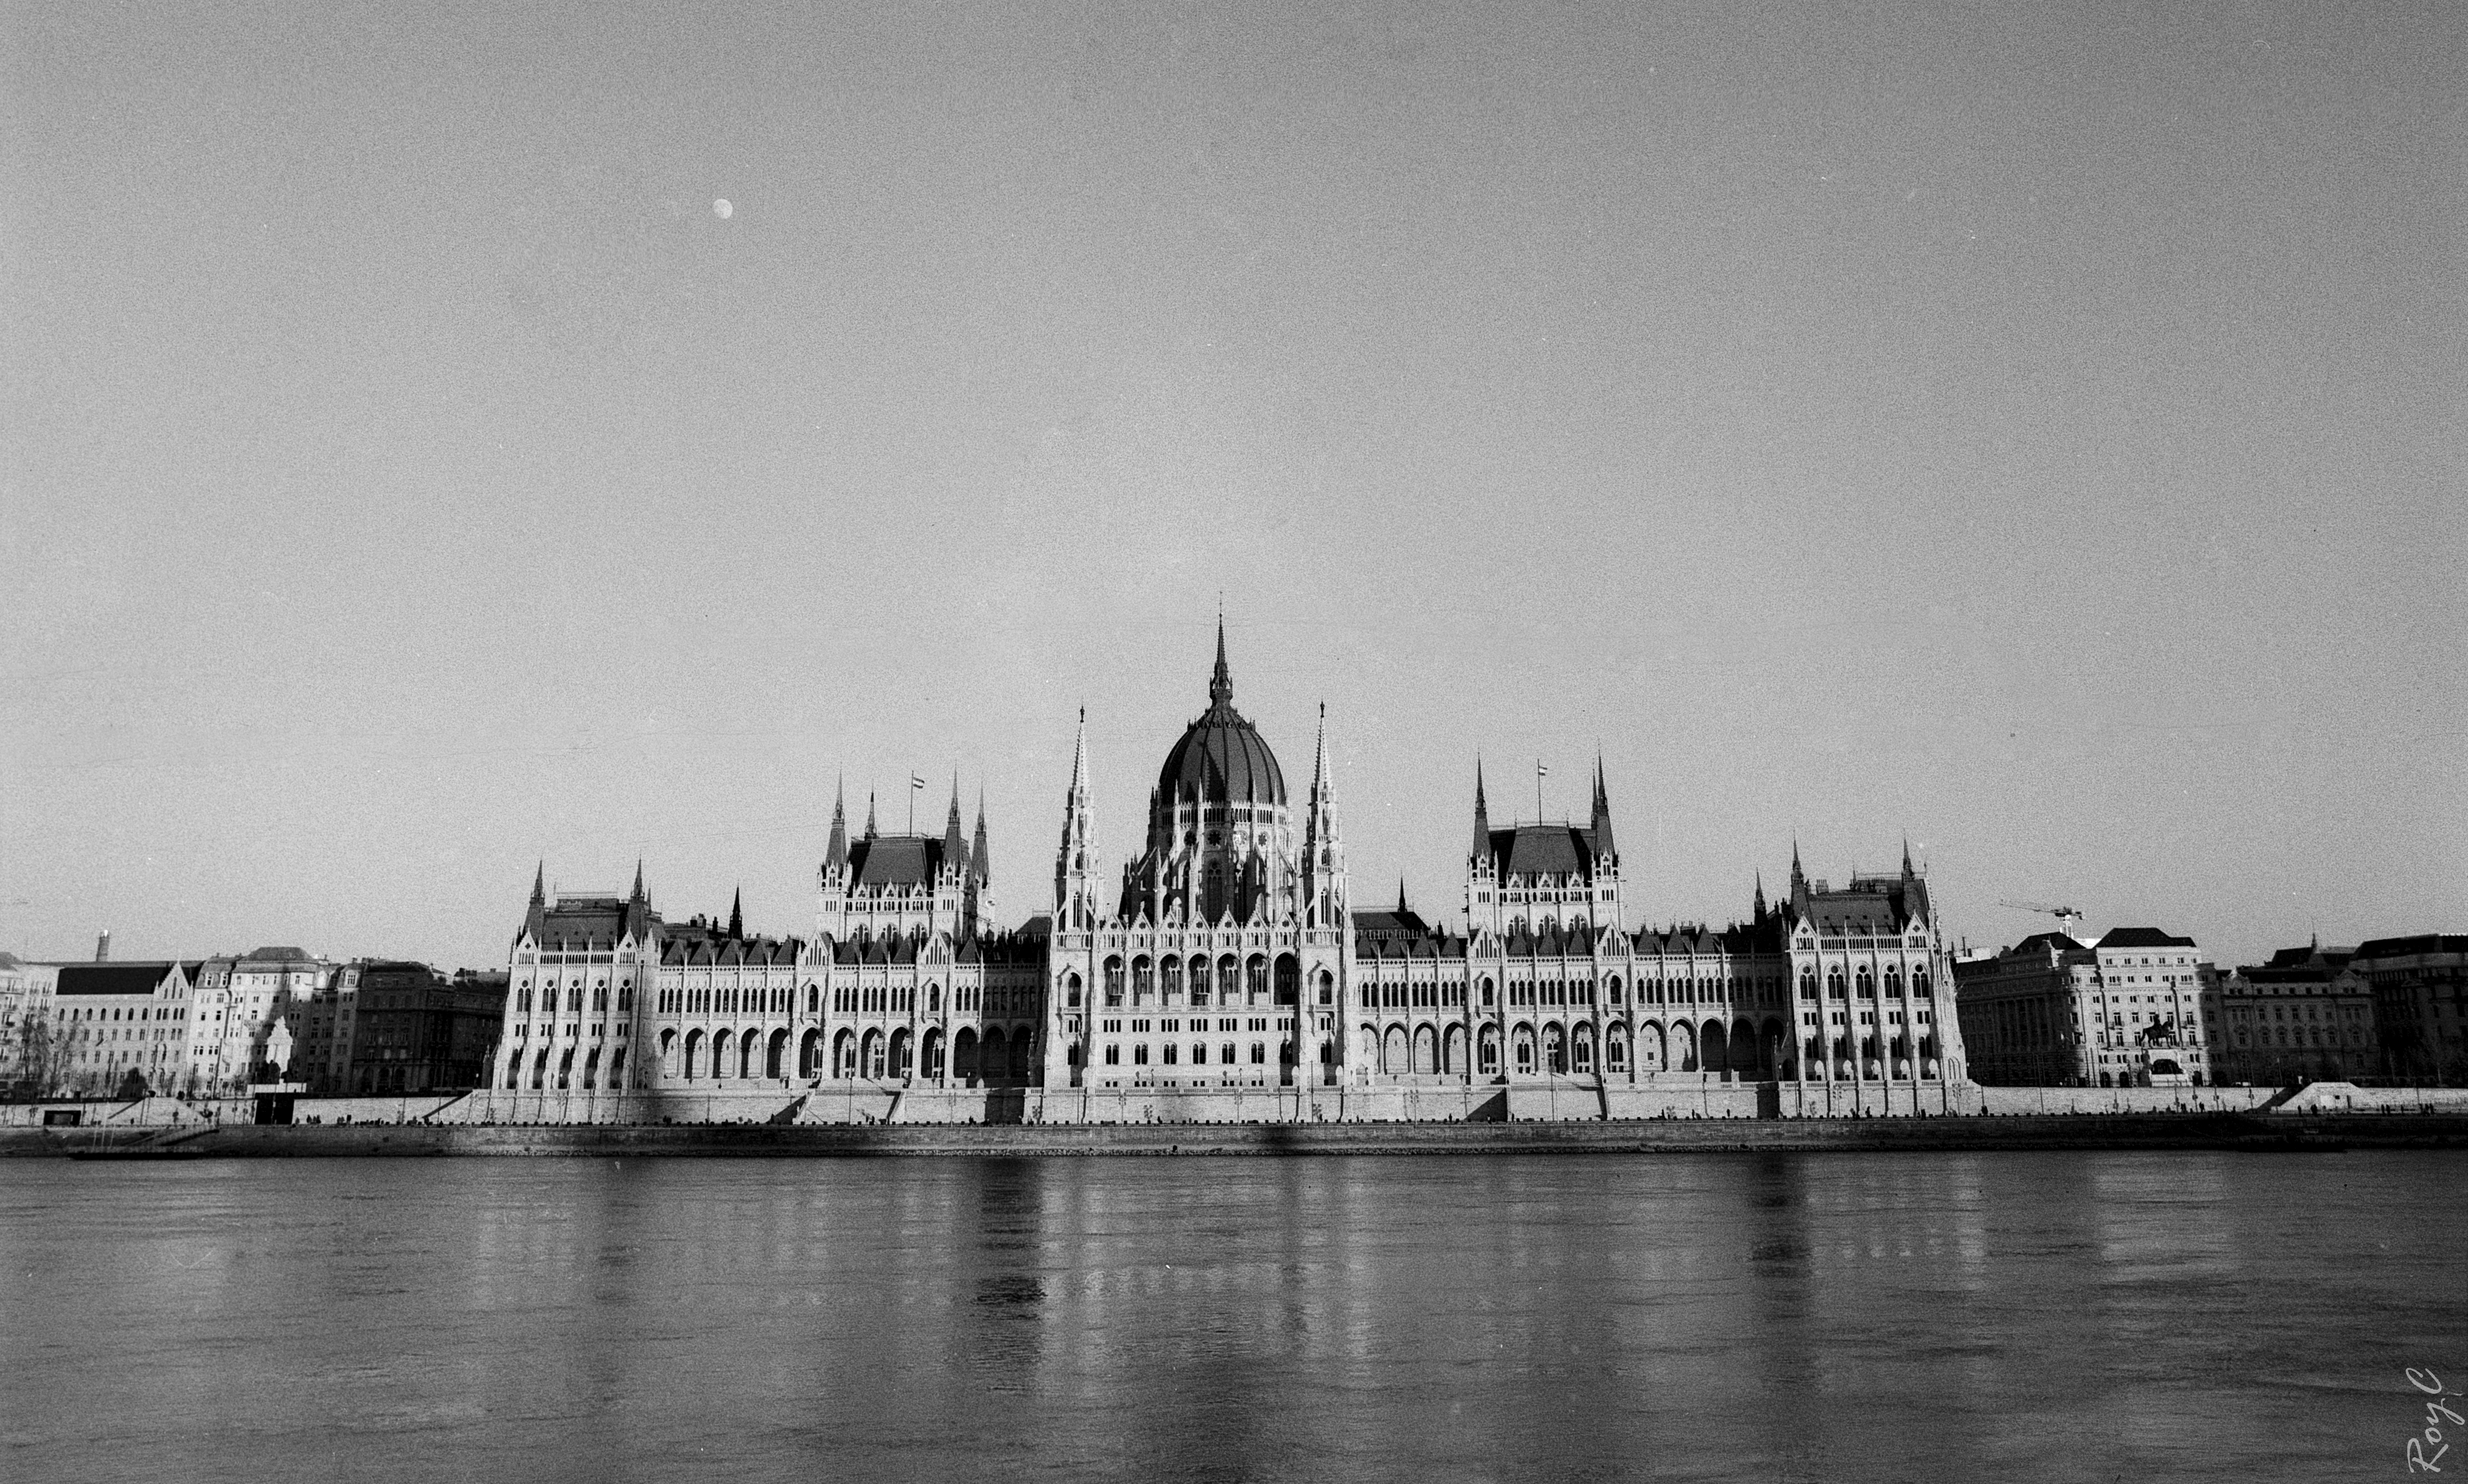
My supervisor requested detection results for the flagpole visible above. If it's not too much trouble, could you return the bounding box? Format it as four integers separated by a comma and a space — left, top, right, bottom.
1536, 760, 1544, 824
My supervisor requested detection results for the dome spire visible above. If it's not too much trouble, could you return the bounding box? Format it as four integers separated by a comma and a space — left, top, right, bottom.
1209, 614, 1233, 709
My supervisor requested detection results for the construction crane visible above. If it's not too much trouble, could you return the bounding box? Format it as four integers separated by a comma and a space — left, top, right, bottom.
2000, 899, 2087, 935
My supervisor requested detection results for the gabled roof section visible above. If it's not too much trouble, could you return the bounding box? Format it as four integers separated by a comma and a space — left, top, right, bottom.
2010, 931, 2088, 956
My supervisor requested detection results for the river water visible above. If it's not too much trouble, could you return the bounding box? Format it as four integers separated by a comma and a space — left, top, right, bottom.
1, 1151, 2458, 1483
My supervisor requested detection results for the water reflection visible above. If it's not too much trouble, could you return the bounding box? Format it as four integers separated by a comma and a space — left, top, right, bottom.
0, 1153, 2458, 1483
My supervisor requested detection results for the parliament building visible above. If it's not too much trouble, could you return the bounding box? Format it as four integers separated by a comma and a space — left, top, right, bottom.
490, 629, 1970, 1121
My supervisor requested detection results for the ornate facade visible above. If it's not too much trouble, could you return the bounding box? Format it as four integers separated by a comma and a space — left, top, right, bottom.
489, 626, 1971, 1113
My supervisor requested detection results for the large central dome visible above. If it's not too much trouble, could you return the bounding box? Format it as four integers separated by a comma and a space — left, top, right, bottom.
1156, 625, 1287, 806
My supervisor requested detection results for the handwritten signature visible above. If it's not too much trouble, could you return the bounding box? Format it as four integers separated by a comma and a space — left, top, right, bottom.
2409, 1369, 2463, 1473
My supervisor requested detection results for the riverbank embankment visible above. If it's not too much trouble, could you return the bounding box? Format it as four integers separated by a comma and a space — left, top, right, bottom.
9, 1111, 2467, 1158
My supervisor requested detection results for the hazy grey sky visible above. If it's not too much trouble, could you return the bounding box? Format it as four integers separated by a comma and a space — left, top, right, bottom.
4, 1, 2460, 971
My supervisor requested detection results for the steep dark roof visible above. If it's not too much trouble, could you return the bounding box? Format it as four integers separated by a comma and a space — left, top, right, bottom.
2097, 927, 2198, 950
2352, 934, 2468, 960
2010, 931, 2088, 956
1490, 824, 1598, 880
57, 963, 180, 997
242, 946, 314, 962
1352, 907, 1431, 941
531, 897, 635, 947
847, 836, 947, 891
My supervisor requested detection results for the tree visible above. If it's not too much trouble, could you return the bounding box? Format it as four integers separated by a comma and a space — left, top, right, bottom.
6, 1009, 85, 1100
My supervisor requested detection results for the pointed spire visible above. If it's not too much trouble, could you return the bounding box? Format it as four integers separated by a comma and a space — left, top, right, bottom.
1208, 615, 1233, 709
1790, 838, 1807, 897
1590, 757, 1616, 863
972, 787, 990, 886
942, 773, 966, 865
1398, 877, 1409, 914
727, 886, 743, 940
1472, 759, 1492, 861
531, 860, 546, 907
1308, 703, 1333, 812
1753, 870, 1768, 922
1901, 836, 1915, 878
1067, 707, 1090, 799
864, 790, 878, 839
630, 858, 644, 904
826, 776, 849, 871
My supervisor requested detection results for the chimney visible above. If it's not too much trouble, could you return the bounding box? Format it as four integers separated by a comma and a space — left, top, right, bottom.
95, 929, 111, 962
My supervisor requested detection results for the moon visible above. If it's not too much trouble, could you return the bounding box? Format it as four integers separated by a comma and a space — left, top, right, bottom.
713, 199, 733, 220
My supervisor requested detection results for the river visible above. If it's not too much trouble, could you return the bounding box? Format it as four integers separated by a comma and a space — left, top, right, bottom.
1, 1151, 2458, 1482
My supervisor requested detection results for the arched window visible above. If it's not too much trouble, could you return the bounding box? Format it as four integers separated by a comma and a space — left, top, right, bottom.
1512, 1027, 1536, 1076
1103, 958, 1125, 1007
1274, 955, 1299, 1004
1545, 1024, 1567, 1075
516, 982, 532, 1013
1799, 970, 1817, 1000
1606, 1028, 1628, 1072
1317, 969, 1334, 1006
1856, 967, 1875, 999
1884, 966, 1903, 999
1913, 970, 1931, 999
1478, 1025, 1501, 1075
1065, 972, 1083, 1009
1162, 957, 1182, 1001
1607, 975, 1623, 1006
1189, 956, 1212, 1007
1480, 976, 1496, 1008
593, 981, 608, 1012
1826, 969, 1845, 998
1132, 957, 1154, 1004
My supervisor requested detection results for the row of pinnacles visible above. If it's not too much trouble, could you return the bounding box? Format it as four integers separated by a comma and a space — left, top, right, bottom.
480, 622, 1974, 1123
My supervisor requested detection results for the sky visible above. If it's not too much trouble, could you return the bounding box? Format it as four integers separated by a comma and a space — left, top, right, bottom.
3, 1, 2461, 972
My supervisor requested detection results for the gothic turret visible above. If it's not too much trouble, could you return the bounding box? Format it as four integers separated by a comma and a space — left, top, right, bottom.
1055, 709, 1104, 931
1301, 704, 1348, 928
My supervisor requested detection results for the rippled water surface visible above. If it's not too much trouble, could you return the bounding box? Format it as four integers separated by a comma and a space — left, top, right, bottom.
2, 1151, 2460, 1483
